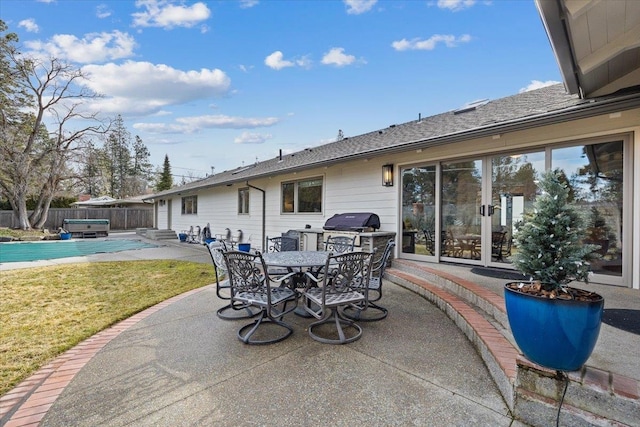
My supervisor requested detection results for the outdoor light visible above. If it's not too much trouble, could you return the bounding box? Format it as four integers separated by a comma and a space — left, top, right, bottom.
382, 164, 394, 187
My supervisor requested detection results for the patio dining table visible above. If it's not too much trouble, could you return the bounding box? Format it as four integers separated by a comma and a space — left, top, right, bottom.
260, 251, 330, 317
261, 250, 330, 272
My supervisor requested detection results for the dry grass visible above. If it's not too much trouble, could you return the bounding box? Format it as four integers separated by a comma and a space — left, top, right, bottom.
0, 228, 58, 241
0, 260, 214, 396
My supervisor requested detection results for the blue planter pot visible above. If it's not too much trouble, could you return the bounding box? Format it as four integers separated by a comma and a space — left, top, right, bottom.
504, 283, 604, 371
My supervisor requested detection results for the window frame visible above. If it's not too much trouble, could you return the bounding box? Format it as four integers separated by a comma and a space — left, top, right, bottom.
181, 195, 198, 215
238, 187, 250, 215
281, 176, 323, 214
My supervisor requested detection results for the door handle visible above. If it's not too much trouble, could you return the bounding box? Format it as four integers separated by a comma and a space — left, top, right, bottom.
480, 205, 485, 216
489, 205, 495, 216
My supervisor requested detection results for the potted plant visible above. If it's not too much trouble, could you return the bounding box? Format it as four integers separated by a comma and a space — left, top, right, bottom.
504, 169, 603, 372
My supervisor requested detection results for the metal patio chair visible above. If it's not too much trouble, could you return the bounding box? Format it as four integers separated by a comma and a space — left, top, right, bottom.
324, 235, 356, 253
300, 251, 373, 344
342, 239, 395, 322
268, 236, 299, 252
222, 250, 298, 344
206, 241, 260, 320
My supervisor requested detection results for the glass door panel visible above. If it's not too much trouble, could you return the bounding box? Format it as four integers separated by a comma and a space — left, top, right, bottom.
441, 159, 482, 261
401, 165, 437, 256
551, 142, 624, 282
490, 152, 545, 266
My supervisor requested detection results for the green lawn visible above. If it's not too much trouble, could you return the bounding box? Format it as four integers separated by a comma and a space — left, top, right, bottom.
0, 260, 214, 396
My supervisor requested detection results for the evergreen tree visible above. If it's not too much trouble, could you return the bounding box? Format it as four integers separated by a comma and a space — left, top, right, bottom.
156, 154, 173, 191
130, 135, 152, 195
512, 169, 599, 289
102, 114, 132, 199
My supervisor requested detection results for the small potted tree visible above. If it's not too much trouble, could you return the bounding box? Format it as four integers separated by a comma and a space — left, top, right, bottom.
504, 168, 603, 372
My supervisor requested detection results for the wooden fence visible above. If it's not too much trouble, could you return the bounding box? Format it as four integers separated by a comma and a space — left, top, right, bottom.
0, 208, 154, 231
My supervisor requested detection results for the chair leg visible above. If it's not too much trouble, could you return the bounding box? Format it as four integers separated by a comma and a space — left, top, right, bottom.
342, 301, 388, 322
217, 303, 261, 320
237, 310, 293, 345
307, 308, 363, 344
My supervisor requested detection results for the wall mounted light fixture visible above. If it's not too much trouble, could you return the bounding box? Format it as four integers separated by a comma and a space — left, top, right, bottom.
382, 164, 394, 187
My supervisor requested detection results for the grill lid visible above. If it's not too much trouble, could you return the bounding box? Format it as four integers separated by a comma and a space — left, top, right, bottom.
323, 213, 380, 231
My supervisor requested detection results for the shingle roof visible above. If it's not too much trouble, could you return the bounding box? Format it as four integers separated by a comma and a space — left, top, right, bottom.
146, 83, 640, 199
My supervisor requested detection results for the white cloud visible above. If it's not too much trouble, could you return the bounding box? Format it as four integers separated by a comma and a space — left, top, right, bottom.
437, 0, 476, 12
24, 31, 136, 63
344, 0, 377, 15
392, 34, 471, 51
96, 4, 112, 18
265, 51, 294, 70
134, 115, 279, 134
234, 131, 273, 144
132, 0, 211, 29
520, 80, 561, 92
239, 0, 259, 9
18, 19, 39, 33
321, 47, 356, 67
80, 61, 231, 115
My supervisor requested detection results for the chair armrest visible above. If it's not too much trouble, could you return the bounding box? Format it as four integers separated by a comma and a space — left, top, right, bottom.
270, 271, 297, 287
303, 271, 323, 285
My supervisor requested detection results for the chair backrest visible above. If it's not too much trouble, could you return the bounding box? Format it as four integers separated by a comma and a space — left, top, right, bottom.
318, 251, 373, 302
268, 236, 282, 252
207, 241, 227, 270
222, 250, 271, 302
324, 235, 355, 253
371, 239, 395, 281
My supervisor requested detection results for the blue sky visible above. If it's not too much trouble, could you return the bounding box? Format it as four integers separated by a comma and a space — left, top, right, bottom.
2, 0, 562, 182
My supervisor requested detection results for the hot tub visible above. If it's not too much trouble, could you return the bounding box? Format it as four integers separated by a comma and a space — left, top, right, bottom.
62, 219, 110, 238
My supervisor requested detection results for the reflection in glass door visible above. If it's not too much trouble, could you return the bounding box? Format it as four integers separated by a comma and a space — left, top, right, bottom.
441, 159, 482, 261
399, 139, 626, 286
552, 141, 624, 284
489, 152, 545, 266
401, 165, 436, 256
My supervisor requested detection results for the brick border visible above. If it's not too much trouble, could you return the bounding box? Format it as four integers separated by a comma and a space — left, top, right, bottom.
0, 286, 209, 427
386, 262, 639, 425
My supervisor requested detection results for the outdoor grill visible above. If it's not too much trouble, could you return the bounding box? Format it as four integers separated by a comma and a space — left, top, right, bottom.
322, 213, 380, 247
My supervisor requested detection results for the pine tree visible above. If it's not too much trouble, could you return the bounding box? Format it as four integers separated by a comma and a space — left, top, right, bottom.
512, 169, 599, 289
156, 154, 173, 191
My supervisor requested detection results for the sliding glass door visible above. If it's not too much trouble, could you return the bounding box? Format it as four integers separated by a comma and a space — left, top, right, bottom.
551, 141, 625, 285
399, 136, 628, 286
488, 151, 545, 267
440, 159, 483, 262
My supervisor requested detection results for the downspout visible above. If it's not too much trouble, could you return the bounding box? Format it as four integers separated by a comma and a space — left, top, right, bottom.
246, 181, 266, 251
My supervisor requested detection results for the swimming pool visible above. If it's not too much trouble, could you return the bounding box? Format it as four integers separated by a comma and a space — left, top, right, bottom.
0, 239, 158, 263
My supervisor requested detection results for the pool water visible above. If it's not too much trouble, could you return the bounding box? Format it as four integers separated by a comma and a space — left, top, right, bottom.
0, 239, 158, 263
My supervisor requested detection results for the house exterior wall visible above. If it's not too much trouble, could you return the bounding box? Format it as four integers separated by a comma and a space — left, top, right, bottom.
166, 158, 397, 251
156, 107, 638, 288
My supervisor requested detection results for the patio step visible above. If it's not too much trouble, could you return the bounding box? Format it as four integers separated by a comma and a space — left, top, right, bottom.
144, 229, 178, 240
386, 260, 640, 427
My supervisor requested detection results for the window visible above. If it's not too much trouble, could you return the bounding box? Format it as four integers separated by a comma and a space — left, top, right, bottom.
181, 195, 197, 215
281, 177, 323, 213
238, 187, 249, 214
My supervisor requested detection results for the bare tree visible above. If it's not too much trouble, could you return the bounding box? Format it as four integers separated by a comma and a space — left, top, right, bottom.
0, 20, 107, 229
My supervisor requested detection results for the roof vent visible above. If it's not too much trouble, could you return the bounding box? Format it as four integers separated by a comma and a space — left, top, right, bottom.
231, 164, 256, 175
453, 99, 489, 115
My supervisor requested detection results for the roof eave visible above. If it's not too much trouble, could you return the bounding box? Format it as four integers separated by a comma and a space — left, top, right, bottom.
535, 0, 581, 96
